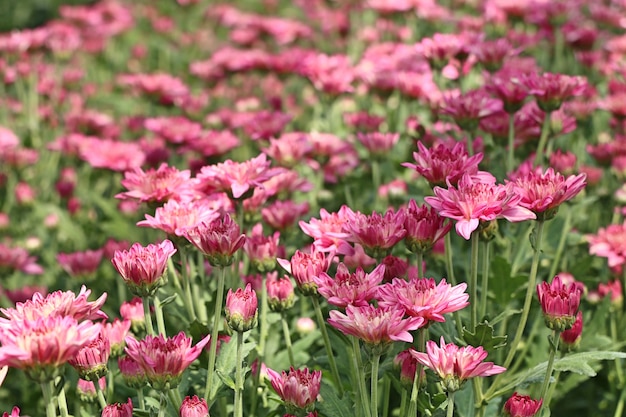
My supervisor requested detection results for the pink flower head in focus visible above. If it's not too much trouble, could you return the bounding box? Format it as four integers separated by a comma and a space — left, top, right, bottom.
278, 250, 333, 296
111, 240, 176, 297
503, 392, 543, 417
377, 277, 469, 323
225, 283, 258, 332
509, 167, 586, 220
560, 311, 583, 350
404, 199, 452, 254
587, 223, 626, 269
101, 398, 133, 417
402, 141, 485, 188
265, 366, 322, 413
116, 163, 196, 204
344, 208, 407, 259
314, 263, 385, 308
328, 304, 424, 346
124, 331, 210, 390
182, 214, 246, 267
180, 395, 209, 417
410, 336, 506, 392
267, 273, 295, 312
536, 275, 582, 331
68, 329, 110, 381
299, 207, 355, 256
425, 172, 536, 240
137, 199, 221, 237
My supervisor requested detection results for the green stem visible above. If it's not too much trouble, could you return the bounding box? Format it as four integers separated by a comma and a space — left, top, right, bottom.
479, 241, 491, 321
154, 295, 166, 336
408, 329, 428, 417
611, 313, 625, 387
416, 251, 423, 280
234, 331, 244, 417
205, 266, 227, 401
312, 296, 344, 396
41, 381, 58, 417
507, 113, 516, 174
352, 337, 372, 417
249, 274, 270, 417
137, 388, 145, 410
94, 380, 108, 410
444, 234, 463, 337
399, 389, 408, 417
57, 386, 69, 417
142, 296, 155, 336
168, 389, 182, 411
544, 369, 561, 411
548, 209, 571, 279
614, 388, 626, 417
157, 392, 168, 417
538, 331, 561, 415
180, 247, 197, 322
371, 352, 381, 417
470, 231, 480, 329
281, 315, 296, 367
534, 112, 552, 167
372, 158, 382, 210
381, 376, 391, 417
447, 391, 456, 417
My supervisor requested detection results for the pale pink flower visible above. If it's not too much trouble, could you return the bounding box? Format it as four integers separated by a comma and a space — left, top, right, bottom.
587, 223, 626, 268
111, 240, 177, 297
77, 377, 106, 401
266, 367, 321, 411
117, 72, 189, 106
263, 132, 313, 168
182, 214, 246, 267
404, 199, 452, 254
314, 263, 385, 308
425, 172, 536, 240
124, 331, 210, 390
57, 249, 103, 278
377, 277, 469, 323
102, 319, 132, 356
144, 116, 202, 144
244, 223, 282, 272
537, 275, 582, 331
78, 138, 145, 172
267, 273, 295, 312
120, 298, 144, 329
225, 283, 258, 332
180, 395, 209, 417
299, 207, 355, 256
503, 393, 543, 417
116, 163, 196, 203
101, 398, 133, 417
588, 280, 622, 306
328, 305, 425, 345
509, 167, 586, 220
137, 199, 220, 237
278, 250, 333, 296
344, 208, 407, 259
0, 127, 19, 152
410, 336, 506, 392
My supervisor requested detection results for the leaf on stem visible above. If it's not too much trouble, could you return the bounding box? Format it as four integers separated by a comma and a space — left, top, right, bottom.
462, 322, 507, 352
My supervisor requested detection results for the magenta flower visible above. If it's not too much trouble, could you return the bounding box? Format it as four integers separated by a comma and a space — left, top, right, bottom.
440, 89, 503, 131
278, 250, 333, 296
137, 199, 221, 237
394, 349, 420, 386
410, 337, 506, 392
510, 167, 586, 220
314, 263, 384, 308
485, 68, 529, 114
402, 141, 486, 188
328, 304, 424, 346
244, 223, 282, 272
537, 275, 582, 331
0, 243, 44, 275
344, 208, 407, 259
587, 223, 626, 268
267, 274, 295, 312
182, 214, 246, 267
425, 172, 536, 240
299, 207, 355, 256
225, 283, 258, 332
118, 355, 147, 388
57, 249, 103, 278
377, 277, 469, 323
68, 330, 111, 381
180, 395, 209, 417
1, 407, 20, 417
101, 398, 133, 417
111, 240, 177, 297
503, 392, 543, 417
560, 311, 583, 350
116, 163, 196, 204
356, 132, 400, 155
522, 72, 587, 112
124, 331, 210, 390
404, 199, 452, 254
266, 367, 322, 413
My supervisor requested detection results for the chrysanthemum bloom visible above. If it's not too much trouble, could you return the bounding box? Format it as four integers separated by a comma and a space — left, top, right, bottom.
69, 331, 111, 381
0, 286, 107, 325
180, 395, 209, 417
182, 214, 246, 267
440, 89, 503, 131
77, 377, 107, 402
536, 275, 582, 331
137, 199, 221, 238
116, 163, 196, 204
503, 392, 543, 417
1, 407, 21, 417
57, 249, 104, 279
299, 207, 355, 256
244, 224, 282, 273
101, 398, 133, 417
485, 68, 529, 114
588, 280, 622, 308
560, 311, 583, 351
125, 332, 210, 390
509, 167, 586, 221
120, 298, 144, 331
426, 172, 536, 240
118, 355, 147, 388
102, 319, 131, 357
549, 150, 577, 176
314, 263, 384, 308
0, 243, 43, 275
0, 316, 101, 381
402, 141, 486, 188
344, 208, 407, 259
356, 132, 400, 156
587, 223, 626, 269
410, 337, 506, 392
522, 72, 587, 112
328, 305, 424, 347
377, 277, 469, 323
277, 250, 333, 296
394, 349, 420, 387
266, 367, 322, 414
111, 240, 177, 297
261, 200, 310, 232
225, 284, 258, 332
404, 199, 452, 254
267, 274, 295, 312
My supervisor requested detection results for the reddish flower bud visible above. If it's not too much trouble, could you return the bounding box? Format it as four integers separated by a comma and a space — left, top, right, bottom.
503, 392, 542, 417
180, 395, 209, 417
225, 284, 258, 332
537, 275, 582, 331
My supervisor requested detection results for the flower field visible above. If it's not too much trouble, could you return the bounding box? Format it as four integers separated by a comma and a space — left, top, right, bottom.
1, 0, 626, 416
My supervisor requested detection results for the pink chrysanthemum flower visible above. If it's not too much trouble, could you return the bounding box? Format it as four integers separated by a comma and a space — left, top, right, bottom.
344, 208, 407, 259
137, 199, 221, 237
120, 298, 144, 330
180, 395, 209, 417
0, 286, 107, 324
404, 199, 452, 254
244, 223, 282, 272
265, 367, 322, 413
356, 132, 400, 156
278, 250, 333, 296
78, 138, 145, 172
328, 305, 425, 346
0, 243, 43, 275
261, 200, 310, 232
102, 319, 131, 356
394, 349, 420, 387
124, 331, 210, 390
485, 68, 530, 114
0, 316, 101, 381
410, 337, 506, 392
503, 393, 543, 417
118, 355, 147, 388
182, 214, 246, 267
225, 283, 258, 332
560, 311, 583, 350
509, 167, 586, 220
425, 172, 536, 240
314, 263, 385, 308
402, 141, 486, 188
440, 89, 503, 131
537, 275, 582, 331
522, 72, 587, 112
57, 249, 103, 279
1, 407, 21, 417
377, 277, 469, 323
68, 330, 110, 381
267, 274, 295, 312
111, 240, 177, 297
588, 279, 622, 307
116, 163, 196, 204
77, 377, 107, 402
101, 398, 133, 417
299, 207, 355, 256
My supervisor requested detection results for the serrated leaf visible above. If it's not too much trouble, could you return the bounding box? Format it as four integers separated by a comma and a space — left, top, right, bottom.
210, 333, 256, 399
158, 294, 178, 306
316, 380, 354, 417
217, 369, 236, 389
462, 322, 507, 351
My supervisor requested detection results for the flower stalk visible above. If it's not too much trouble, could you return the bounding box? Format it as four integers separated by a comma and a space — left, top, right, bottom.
205, 266, 227, 400
94, 379, 108, 409
154, 295, 166, 336
281, 315, 295, 367
234, 331, 245, 417
142, 296, 155, 336
41, 381, 58, 417
538, 331, 561, 414
470, 231, 480, 329
534, 112, 552, 167
312, 296, 344, 396
351, 337, 371, 417
507, 112, 515, 174
371, 351, 381, 417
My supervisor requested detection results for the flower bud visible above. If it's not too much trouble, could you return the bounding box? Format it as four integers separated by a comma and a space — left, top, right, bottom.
503, 392, 542, 417
180, 395, 209, 417
225, 284, 258, 332
267, 275, 295, 312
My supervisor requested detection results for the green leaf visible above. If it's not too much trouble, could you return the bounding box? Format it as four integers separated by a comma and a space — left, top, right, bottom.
454, 382, 475, 417
158, 293, 178, 306
462, 322, 507, 352
209, 333, 257, 400
489, 257, 527, 306
316, 379, 354, 417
